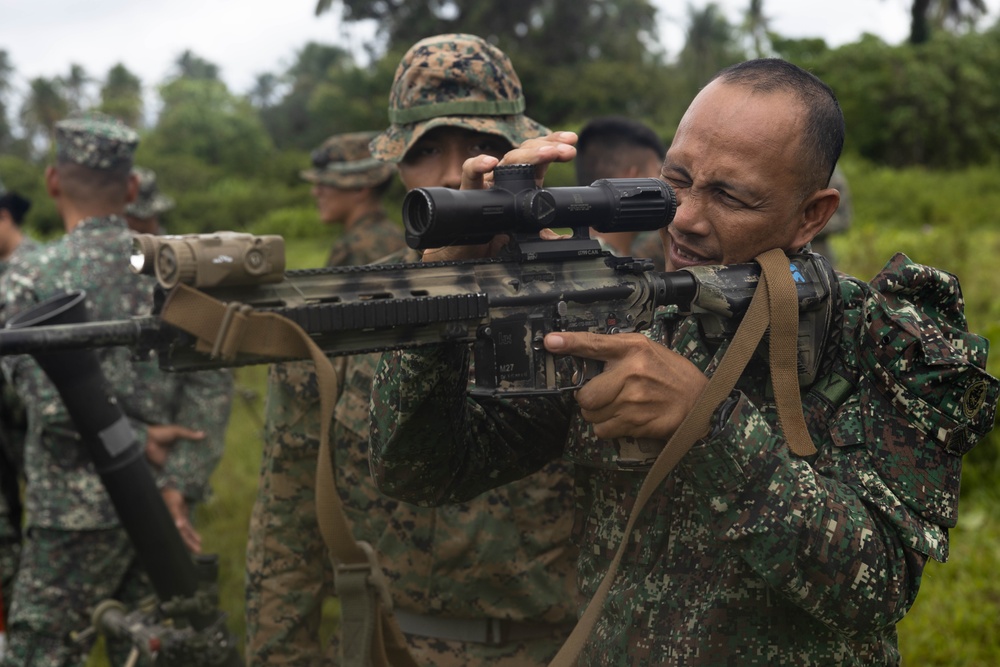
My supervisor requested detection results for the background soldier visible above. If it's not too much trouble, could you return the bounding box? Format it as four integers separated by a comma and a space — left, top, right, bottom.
124, 166, 175, 235
124, 165, 234, 555
575, 115, 667, 270
0, 178, 37, 637
0, 113, 206, 667
245, 130, 406, 664
246, 36, 579, 666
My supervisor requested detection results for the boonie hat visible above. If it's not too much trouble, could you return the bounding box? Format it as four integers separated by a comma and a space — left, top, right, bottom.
55, 111, 138, 170
369, 33, 548, 163
126, 167, 175, 219
301, 131, 396, 189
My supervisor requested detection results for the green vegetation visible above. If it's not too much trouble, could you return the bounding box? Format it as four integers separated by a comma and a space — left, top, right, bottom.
11, 2, 1000, 664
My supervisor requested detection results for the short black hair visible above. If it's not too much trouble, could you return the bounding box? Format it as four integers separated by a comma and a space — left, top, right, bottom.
712, 58, 844, 190
0, 192, 31, 226
576, 116, 666, 186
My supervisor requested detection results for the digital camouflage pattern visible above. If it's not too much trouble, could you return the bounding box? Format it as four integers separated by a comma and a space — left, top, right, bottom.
0, 234, 39, 623
54, 113, 138, 170
246, 210, 579, 665
0, 215, 223, 666
369, 34, 548, 163
370, 253, 999, 666
245, 210, 406, 665
300, 132, 396, 190
125, 167, 175, 220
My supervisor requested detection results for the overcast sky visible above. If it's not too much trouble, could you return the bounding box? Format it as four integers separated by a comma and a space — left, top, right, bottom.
2, 0, 999, 100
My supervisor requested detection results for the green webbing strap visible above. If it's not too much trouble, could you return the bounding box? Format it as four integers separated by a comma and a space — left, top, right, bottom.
548, 249, 817, 665
161, 284, 419, 667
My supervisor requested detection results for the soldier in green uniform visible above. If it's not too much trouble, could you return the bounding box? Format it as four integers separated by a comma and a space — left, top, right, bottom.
0, 113, 210, 667
246, 36, 579, 666
369, 58, 999, 666
0, 179, 38, 629
245, 130, 406, 664
574, 115, 666, 270
123, 166, 234, 555
124, 166, 175, 236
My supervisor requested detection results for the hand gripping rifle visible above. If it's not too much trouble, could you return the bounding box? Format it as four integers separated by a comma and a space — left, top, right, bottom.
0, 166, 840, 394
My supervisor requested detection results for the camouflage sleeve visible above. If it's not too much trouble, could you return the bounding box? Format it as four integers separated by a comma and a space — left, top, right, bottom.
158, 369, 234, 502
675, 255, 999, 638
369, 345, 571, 505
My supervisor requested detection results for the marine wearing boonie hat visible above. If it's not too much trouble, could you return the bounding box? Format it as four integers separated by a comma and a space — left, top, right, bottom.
126, 167, 175, 220
369, 33, 549, 163
301, 131, 396, 189
54, 111, 139, 170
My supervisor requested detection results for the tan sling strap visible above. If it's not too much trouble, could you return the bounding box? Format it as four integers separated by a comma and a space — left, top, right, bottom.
547, 248, 817, 666
160, 284, 419, 667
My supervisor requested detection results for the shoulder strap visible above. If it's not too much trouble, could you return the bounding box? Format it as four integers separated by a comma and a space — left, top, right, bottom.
161, 284, 418, 667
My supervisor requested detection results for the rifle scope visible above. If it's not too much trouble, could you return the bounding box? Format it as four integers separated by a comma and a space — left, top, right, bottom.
402, 164, 677, 249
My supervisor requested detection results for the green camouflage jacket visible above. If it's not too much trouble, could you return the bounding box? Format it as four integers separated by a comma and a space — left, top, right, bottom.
247, 210, 580, 666
0, 216, 218, 528
370, 253, 999, 666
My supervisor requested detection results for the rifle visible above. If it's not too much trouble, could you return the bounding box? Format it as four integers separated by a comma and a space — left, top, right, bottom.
0, 167, 840, 393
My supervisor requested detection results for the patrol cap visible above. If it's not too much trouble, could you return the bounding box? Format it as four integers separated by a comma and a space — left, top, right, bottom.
369, 33, 549, 163
300, 131, 396, 189
55, 111, 139, 170
126, 167, 175, 219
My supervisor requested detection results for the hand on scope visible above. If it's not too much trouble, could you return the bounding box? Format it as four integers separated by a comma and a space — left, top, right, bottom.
421, 132, 578, 264
544, 331, 708, 442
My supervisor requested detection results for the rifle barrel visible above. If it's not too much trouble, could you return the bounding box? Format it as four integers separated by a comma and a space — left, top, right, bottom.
0, 317, 159, 356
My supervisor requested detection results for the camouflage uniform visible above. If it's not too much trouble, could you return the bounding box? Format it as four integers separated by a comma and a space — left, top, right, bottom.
246, 131, 410, 665
0, 184, 38, 624
124, 166, 175, 233
123, 167, 234, 516
248, 39, 580, 666
0, 114, 207, 667
370, 253, 999, 666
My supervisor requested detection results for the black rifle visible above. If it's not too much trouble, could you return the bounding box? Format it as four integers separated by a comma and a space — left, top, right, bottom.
0, 169, 839, 393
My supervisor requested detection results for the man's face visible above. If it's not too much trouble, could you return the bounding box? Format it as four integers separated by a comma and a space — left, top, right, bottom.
397, 126, 511, 190
311, 183, 357, 225
659, 80, 819, 272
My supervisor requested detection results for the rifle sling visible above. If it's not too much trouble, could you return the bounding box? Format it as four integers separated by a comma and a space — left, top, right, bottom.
161, 283, 419, 667
547, 248, 817, 666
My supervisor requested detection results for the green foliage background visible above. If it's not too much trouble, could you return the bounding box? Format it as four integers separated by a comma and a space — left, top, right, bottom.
4, 5, 999, 665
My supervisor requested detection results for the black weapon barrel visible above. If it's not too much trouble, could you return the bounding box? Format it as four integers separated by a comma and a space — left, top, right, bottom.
0, 314, 158, 355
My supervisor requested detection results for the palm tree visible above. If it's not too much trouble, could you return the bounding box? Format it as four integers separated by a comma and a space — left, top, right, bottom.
174, 50, 221, 81
100, 63, 144, 129
910, 0, 988, 43
248, 72, 288, 110
19, 77, 69, 157
61, 63, 91, 113
741, 0, 772, 58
